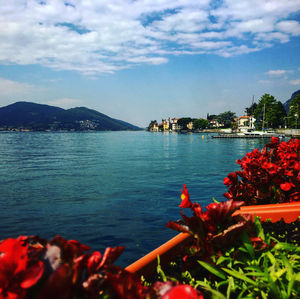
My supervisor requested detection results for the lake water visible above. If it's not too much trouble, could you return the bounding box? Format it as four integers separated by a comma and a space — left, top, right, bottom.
0, 131, 269, 266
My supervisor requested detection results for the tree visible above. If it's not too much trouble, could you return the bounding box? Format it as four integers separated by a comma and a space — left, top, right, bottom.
177, 118, 192, 129
193, 118, 209, 130
207, 114, 217, 121
245, 102, 257, 116
253, 94, 286, 129
217, 111, 236, 128
147, 120, 157, 131
288, 94, 300, 128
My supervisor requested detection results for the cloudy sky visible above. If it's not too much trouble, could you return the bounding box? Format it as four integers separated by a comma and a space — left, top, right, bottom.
1, 0, 300, 127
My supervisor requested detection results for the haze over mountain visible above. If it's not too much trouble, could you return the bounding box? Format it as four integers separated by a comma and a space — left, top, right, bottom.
0, 102, 141, 131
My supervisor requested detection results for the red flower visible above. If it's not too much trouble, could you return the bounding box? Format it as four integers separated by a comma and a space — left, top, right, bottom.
223, 177, 231, 186
250, 237, 267, 251
179, 184, 192, 208
262, 162, 278, 175
162, 285, 203, 299
271, 137, 279, 144
86, 251, 102, 275
0, 237, 44, 299
280, 182, 293, 191
223, 138, 300, 204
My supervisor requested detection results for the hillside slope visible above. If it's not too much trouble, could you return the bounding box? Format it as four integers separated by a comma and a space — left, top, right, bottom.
0, 102, 141, 131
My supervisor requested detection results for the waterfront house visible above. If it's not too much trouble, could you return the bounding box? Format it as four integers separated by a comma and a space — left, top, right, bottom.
237, 116, 256, 132
171, 118, 181, 131
209, 119, 223, 128
152, 122, 159, 132
162, 118, 171, 131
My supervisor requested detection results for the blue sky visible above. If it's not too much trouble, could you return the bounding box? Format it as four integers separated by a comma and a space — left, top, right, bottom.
0, 0, 300, 127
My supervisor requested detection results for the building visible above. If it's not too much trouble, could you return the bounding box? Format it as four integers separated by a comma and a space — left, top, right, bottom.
162, 118, 171, 131
152, 122, 159, 132
209, 119, 223, 128
171, 118, 181, 131
237, 116, 256, 132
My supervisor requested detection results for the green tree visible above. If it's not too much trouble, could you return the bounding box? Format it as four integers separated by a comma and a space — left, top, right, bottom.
245, 102, 257, 116
147, 120, 157, 131
217, 111, 236, 128
193, 118, 209, 130
207, 114, 217, 121
254, 94, 286, 129
288, 94, 300, 128
177, 117, 192, 129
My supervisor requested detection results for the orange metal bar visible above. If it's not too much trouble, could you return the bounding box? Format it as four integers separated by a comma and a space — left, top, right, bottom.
125, 233, 192, 279
126, 204, 300, 278
240, 202, 300, 211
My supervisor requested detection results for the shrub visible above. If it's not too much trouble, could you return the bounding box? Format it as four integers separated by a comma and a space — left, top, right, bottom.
223, 138, 300, 205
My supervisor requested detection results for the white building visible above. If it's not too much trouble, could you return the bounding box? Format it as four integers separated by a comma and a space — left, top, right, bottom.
237, 116, 256, 132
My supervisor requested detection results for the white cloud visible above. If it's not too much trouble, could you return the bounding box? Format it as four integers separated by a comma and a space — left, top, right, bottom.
47, 98, 83, 108
266, 70, 288, 76
0, 77, 35, 97
276, 20, 300, 36
0, 0, 300, 74
289, 79, 300, 85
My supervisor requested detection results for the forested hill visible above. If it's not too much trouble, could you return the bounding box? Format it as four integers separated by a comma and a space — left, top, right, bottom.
283, 89, 300, 113
0, 102, 141, 131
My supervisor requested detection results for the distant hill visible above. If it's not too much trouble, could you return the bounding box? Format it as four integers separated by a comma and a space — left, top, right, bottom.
283, 90, 300, 113
0, 102, 141, 131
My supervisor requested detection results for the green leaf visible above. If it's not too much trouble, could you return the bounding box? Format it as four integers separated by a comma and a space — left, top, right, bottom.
274, 242, 300, 253
295, 272, 300, 281
216, 255, 230, 266
212, 197, 220, 204
241, 232, 255, 260
221, 268, 257, 286
280, 253, 294, 279
287, 274, 296, 297
260, 290, 268, 299
156, 255, 167, 282
254, 215, 265, 241
245, 265, 263, 272
198, 260, 226, 280
238, 246, 249, 253
272, 268, 287, 281
196, 281, 226, 299
266, 251, 276, 265
265, 271, 282, 298
226, 276, 234, 299
195, 280, 211, 289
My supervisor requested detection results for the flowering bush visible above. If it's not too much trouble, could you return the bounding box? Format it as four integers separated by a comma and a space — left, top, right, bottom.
166, 184, 253, 257
0, 235, 138, 299
161, 184, 300, 298
0, 235, 205, 299
223, 138, 300, 205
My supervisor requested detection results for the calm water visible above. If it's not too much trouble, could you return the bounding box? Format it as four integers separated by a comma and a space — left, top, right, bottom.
0, 131, 269, 266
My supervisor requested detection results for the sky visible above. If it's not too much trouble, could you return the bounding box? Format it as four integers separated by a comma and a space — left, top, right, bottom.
0, 0, 300, 127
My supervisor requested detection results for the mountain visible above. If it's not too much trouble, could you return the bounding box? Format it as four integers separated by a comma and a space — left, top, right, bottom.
0, 102, 141, 131
283, 90, 300, 113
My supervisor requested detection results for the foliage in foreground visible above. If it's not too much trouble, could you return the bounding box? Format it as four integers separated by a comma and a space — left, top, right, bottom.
0, 234, 205, 299
162, 184, 300, 298
223, 137, 300, 205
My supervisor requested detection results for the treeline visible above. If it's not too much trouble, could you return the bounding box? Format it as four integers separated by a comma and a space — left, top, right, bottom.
250, 93, 299, 129
147, 92, 300, 131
